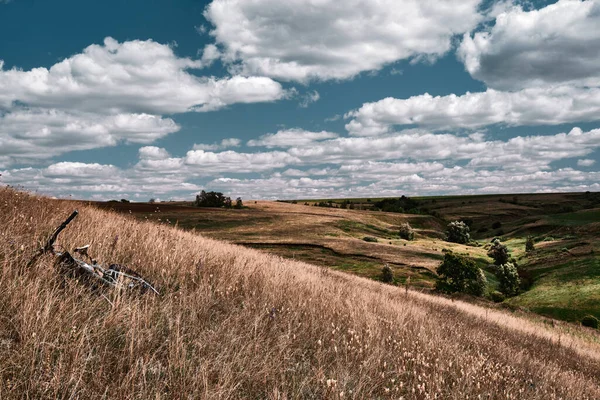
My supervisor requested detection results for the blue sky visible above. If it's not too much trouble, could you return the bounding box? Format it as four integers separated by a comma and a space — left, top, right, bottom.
0, 0, 599, 200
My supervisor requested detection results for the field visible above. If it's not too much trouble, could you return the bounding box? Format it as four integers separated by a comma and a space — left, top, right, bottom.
2, 187, 600, 398
98, 192, 600, 323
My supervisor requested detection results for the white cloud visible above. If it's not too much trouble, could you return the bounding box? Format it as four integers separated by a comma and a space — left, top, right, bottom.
577, 159, 596, 167
3, 126, 599, 199
139, 146, 171, 160
200, 44, 221, 67
45, 162, 120, 178
0, 108, 179, 165
0, 37, 286, 114
299, 90, 320, 108
184, 149, 299, 172
345, 86, 600, 134
285, 127, 600, 173
459, 0, 600, 90
204, 0, 483, 82
0, 37, 289, 166
193, 138, 241, 151
247, 129, 338, 148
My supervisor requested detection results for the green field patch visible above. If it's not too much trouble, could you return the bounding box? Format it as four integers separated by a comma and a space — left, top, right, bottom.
336, 220, 395, 237
545, 209, 600, 226
507, 257, 600, 322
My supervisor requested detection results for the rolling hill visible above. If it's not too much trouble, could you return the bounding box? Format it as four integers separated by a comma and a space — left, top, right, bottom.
2, 187, 600, 398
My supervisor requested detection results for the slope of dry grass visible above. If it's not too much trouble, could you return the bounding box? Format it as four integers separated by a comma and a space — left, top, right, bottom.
1, 187, 600, 399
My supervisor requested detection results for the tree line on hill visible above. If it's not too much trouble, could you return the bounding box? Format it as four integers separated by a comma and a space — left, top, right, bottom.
194, 190, 243, 209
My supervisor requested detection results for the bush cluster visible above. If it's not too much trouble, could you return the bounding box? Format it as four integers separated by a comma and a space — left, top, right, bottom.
398, 222, 415, 241
446, 221, 470, 244
435, 252, 487, 297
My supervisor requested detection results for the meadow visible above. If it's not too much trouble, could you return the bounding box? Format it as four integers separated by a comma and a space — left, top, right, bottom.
103, 192, 600, 323
2, 187, 600, 398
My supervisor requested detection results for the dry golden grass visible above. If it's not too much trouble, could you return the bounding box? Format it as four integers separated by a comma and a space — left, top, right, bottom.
1, 187, 600, 399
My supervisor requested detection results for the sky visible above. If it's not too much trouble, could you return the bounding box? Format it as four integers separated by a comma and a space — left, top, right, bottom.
0, 0, 599, 201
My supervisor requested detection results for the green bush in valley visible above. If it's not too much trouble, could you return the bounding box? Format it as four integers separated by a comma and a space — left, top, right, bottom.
363, 236, 378, 243
381, 264, 394, 283
435, 252, 487, 296
398, 222, 415, 241
494, 262, 520, 297
582, 315, 599, 329
445, 221, 471, 244
487, 239, 510, 265
525, 236, 535, 252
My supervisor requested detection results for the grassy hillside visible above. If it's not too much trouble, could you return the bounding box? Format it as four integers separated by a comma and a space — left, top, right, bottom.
98, 200, 449, 287
2, 187, 600, 398
101, 192, 600, 324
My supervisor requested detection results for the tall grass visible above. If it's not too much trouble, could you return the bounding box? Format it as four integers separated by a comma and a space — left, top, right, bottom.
1, 187, 599, 399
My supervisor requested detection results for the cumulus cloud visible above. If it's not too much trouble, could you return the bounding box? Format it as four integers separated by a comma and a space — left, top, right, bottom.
204, 168, 600, 200
139, 146, 171, 160
247, 129, 338, 148
204, 0, 483, 82
345, 86, 600, 134
0, 38, 286, 114
3, 125, 600, 199
459, 0, 600, 90
285, 128, 600, 172
577, 159, 596, 167
184, 149, 299, 173
0, 37, 289, 166
192, 138, 242, 151
0, 108, 179, 165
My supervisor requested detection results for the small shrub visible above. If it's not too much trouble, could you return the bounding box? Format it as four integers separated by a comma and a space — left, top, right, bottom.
234, 197, 244, 209
398, 222, 415, 241
525, 236, 535, 252
363, 236, 378, 243
489, 291, 506, 303
446, 221, 470, 244
581, 315, 599, 329
381, 264, 394, 283
491, 221, 502, 229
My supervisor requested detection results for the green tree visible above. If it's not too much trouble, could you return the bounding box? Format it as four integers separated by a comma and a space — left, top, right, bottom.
487, 239, 510, 265
495, 262, 520, 297
446, 221, 470, 244
436, 252, 487, 296
195, 190, 232, 208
